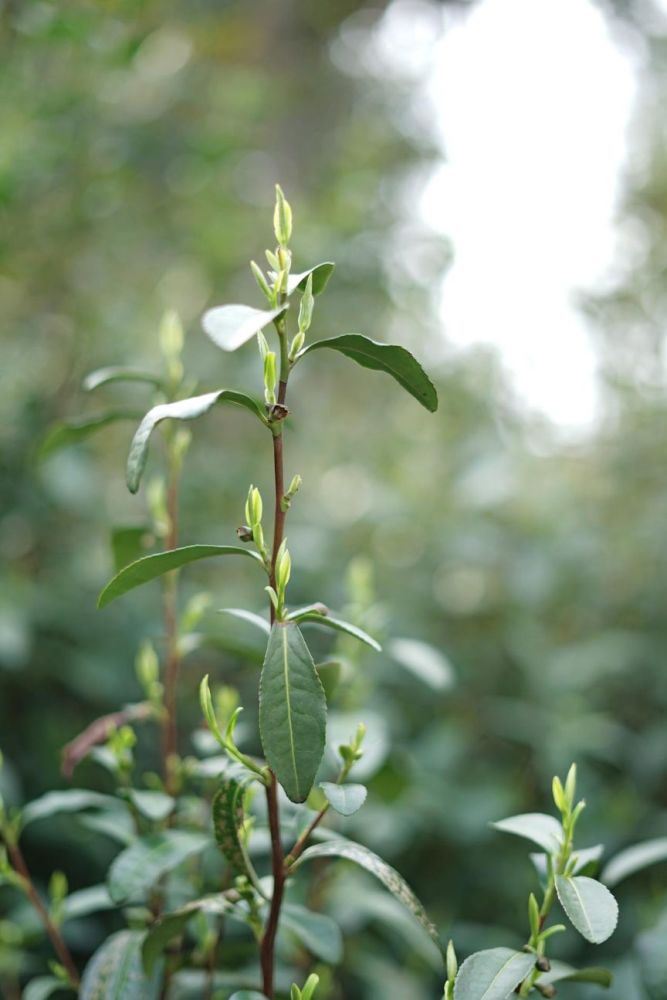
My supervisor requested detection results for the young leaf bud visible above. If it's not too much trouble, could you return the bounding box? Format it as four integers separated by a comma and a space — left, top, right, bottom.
281, 473, 303, 511
257, 329, 270, 361
265, 248, 281, 272
528, 892, 540, 938
265, 586, 279, 611
289, 331, 305, 360
290, 987, 301, 1000
245, 485, 263, 528
564, 763, 577, 808
274, 184, 292, 247
446, 939, 458, 981
552, 776, 566, 813
264, 350, 277, 404
298, 273, 314, 333
301, 974, 319, 1000
49, 870, 68, 905
275, 540, 291, 595
199, 674, 223, 747
250, 260, 272, 302
136, 639, 159, 691
535, 956, 551, 972
147, 477, 170, 538
159, 309, 184, 361
237, 524, 254, 542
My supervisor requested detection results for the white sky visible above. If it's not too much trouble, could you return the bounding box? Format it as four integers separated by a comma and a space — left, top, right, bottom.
421, 0, 638, 429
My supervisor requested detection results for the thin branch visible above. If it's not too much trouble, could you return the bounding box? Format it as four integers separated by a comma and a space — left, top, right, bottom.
162, 469, 181, 794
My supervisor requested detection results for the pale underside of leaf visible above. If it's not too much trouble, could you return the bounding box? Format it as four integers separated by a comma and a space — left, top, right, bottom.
453, 948, 536, 1000
555, 875, 618, 944
285, 261, 335, 296
202, 303, 286, 352
219, 607, 271, 635
491, 812, 563, 854
83, 367, 163, 392
80, 930, 163, 1000
319, 781, 367, 816
601, 837, 667, 887
289, 609, 381, 652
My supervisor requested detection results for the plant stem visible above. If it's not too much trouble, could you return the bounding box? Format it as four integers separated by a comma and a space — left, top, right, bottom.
6, 839, 80, 987
162, 467, 181, 794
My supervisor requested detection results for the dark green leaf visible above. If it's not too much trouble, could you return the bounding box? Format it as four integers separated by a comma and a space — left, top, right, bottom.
202, 303, 286, 352
555, 875, 618, 944
297, 334, 438, 412
259, 623, 327, 803
80, 930, 163, 1000
22, 790, 120, 829
281, 902, 343, 963
293, 840, 440, 951
83, 367, 163, 392
98, 545, 262, 608
541, 961, 613, 988
453, 948, 536, 1000
289, 609, 381, 652
111, 526, 154, 573
319, 782, 367, 816
601, 837, 667, 887
126, 390, 266, 493
286, 262, 335, 296
316, 660, 343, 700
491, 813, 563, 854
107, 831, 209, 905
37, 412, 141, 461
142, 895, 241, 975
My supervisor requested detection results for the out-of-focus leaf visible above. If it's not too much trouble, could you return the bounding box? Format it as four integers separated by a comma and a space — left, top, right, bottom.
297, 334, 438, 412
142, 895, 242, 975
22, 977, 73, 1000
280, 902, 343, 963
107, 830, 209, 905
202, 304, 286, 352
212, 776, 259, 888
288, 608, 381, 652
21, 790, 119, 829
491, 813, 563, 854
83, 367, 163, 392
286, 262, 335, 296
229, 993, 269, 1000
388, 638, 455, 690
320, 781, 367, 816
531, 844, 603, 880
126, 390, 267, 493
124, 789, 175, 822
259, 623, 326, 803
601, 837, 667, 887
555, 875, 618, 944
219, 608, 271, 635
80, 930, 162, 999
637, 908, 667, 999
38, 412, 141, 461
540, 960, 612, 988
98, 545, 262, 608
293, 840, 441, 951
110, 526, 154, 573
453, 948, 536, 1000
61, 884, 114, 922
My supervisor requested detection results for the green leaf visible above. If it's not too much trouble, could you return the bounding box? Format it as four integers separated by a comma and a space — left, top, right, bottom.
453, 948, 536, 1000
259, 623, 326, 803
22, 977, 73, 1000
388, 638, 455, 691
319, 782, 367, 816
293, 840, 440, 951
601, 837, 667, 887
61, 885, 114, 922
202, 303, 286, 352
280, 902, 343, 963
107, 830, 209, 905
212, 777, 259, 886
37, 412, 141, 461
219, 608, 271, 635
83, 367, 164, 392
80, 930, 163, 1000
111, 526, 153, 573
229, 994, 270, 1000
126, 390, 266, 493
491, 813, 563, 854
142, 895, 241, 975
286, 262, 335, 296
21, 790, 120, 829
297, 334, 438, 412
555, 875, 618, 944
637, 908, 667, 999
98, 545, 262, 608
540, 960, 613, 988
288, 609, 381, 652
124, 789, 175, 822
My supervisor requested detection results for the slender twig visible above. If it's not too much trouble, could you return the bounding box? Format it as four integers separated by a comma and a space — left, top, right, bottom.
162, 469, 181, 794
5, 840, 80, 986
284, 804, 329, 869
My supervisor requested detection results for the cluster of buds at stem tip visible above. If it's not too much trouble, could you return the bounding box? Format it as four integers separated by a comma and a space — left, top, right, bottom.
339, 721, 366, 771
241, 485, 268, 563
280, 473, 302, 512
289, 272, 314, 361
135, 639, 164, 711
443, 939, 457, 1000
199, 675, 268, 782
266, 538, 291, 618
552, 763, 585, 846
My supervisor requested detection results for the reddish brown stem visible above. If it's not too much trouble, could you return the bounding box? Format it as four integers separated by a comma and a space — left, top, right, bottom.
7, 840, 80, 986
284, 804, 329, 869
162, 474, 180, 793
261, 773, 286, 996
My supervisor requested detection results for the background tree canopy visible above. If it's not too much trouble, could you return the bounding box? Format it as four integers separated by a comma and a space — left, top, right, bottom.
3, 1, 667, 997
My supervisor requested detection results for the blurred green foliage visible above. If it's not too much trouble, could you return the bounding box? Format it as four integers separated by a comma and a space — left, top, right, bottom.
3, 0, 667, 998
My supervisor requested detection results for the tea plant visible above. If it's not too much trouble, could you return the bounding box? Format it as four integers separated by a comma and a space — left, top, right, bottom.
3, 187, 663, 1000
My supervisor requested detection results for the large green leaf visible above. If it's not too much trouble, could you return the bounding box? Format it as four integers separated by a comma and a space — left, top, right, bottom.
83, 367, 164, 392
319, 782, 367, 816
259, 623, 326, 803
296, 334, 438, 412
286, 262, 335, 296
601, 837, 667, 887
38, 412, 141, 461
453, 948, 536, 1000
491, 813, 563, 854
107, 830, 209, 905
98, 545, 262, 608
280, 902, 343, 963
126, 390, 267, 493
21, 790, 120, 829
540, 961, 613, 988
288, 608, 381, 652
80, 930, 163, 1000
293, 840, 441, 951
555, 875, 618, 944
202, 303, 286, 352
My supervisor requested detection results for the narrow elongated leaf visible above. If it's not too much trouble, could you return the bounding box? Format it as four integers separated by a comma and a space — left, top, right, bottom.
111, 526, 153, 572
212, 777, 260, 889
601, 837, 667, 888
259, 623, 326, 803
127, 390, 266, 493
320, 781, 367, 816
286, 262, 335, 296
555, 875, 618, 944
142, 895, 241, 974
61, 885, 114, 922
293, 840, 441, 950
491, 813, 563, 854
80, 930, 163, 1000
388, 637, 455, 690
23, 977, 73, 1000
219, 608, 271, 635
297, 334, 438, 412
124, 789, 174, 822
107, 830, 209, 905
84, 367, 163, 392
541, 961, 613, 988
21, 790, 119, 829
98, 545, 262, 608
453, 948, 536, 1000
281, 902, 343, 963
38, 412, 141, 461
202, 303, 286, 352
290, 610, 381, 652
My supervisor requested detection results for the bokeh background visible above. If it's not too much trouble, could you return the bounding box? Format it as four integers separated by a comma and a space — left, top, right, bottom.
3, 0, 667, 997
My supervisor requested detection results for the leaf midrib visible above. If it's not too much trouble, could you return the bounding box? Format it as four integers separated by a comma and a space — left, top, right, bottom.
281, 627, 300, 799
